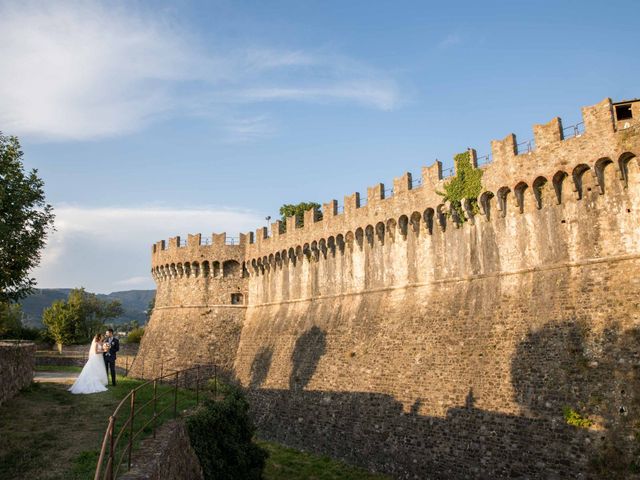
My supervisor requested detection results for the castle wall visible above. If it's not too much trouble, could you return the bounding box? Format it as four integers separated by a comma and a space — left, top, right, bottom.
136, 98, 640, 478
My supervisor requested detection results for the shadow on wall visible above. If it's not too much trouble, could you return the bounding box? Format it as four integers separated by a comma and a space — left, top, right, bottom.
247, 323, 640, 479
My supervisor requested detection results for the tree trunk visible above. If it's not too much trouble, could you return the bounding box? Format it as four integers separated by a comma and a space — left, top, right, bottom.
57, 342, 62, 354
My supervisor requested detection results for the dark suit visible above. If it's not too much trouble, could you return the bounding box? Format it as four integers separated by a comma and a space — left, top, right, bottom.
103, 336, 119, 386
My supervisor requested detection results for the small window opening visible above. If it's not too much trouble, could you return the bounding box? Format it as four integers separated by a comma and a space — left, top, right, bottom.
231, 293, 244, 305
615, 104, 633, 121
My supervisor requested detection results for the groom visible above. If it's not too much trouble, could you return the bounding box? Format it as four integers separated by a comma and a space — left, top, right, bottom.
103, 328, 120, 386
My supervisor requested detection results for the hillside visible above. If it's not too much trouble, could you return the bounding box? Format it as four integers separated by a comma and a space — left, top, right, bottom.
19, 289, 156, 328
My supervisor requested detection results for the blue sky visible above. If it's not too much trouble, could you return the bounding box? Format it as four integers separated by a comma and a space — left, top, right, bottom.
2, 0, 638, 293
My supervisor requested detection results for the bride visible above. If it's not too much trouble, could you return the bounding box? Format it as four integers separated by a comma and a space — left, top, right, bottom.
69, 333, 109, 394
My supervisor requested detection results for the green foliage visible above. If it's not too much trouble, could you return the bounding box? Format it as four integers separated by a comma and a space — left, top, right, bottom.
0, 302, 23, 338
279, 202, 322, 231
259, 440, 391, 479
563, 406, 593, 428
186, 384, 268, 480
438, 151, 483, 222
125, 327, 145, 343
0, 134, 55, 302
146, 295, 155, 321
42, 288, 123, 351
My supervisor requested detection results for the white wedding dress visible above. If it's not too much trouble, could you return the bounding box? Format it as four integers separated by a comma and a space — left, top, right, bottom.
69, 339, 109, 394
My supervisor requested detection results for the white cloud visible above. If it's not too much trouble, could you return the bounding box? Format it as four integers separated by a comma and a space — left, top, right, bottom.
33, 204, 264, 293
438, 33, 462, 49
0, 1, 401, 142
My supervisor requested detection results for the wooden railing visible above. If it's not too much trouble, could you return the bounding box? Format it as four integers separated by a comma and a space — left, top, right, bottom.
94, 363, 217, 480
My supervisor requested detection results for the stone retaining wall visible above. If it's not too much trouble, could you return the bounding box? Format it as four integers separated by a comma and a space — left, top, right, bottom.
0, 341, 36, 407
119, 419, 203, 480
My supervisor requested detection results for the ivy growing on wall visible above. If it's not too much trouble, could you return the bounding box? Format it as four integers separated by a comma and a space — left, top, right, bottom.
438, 150, 483, 222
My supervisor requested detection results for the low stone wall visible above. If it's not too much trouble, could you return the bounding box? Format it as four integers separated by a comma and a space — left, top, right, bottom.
0, 341, 36, 407
119, 419, 203, 480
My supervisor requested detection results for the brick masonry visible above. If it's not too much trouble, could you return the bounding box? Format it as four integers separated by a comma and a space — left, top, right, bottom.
134, 97, 640, 478
0, 341, 36, 407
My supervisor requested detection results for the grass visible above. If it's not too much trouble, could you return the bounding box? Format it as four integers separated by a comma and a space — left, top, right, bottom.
259, 440, 391, 480
2, 370, 390, 480
0, 373, 197, 480
35, 365, 83, 373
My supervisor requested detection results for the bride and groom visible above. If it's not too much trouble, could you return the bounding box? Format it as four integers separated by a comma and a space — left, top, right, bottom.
69, 328, 120, 394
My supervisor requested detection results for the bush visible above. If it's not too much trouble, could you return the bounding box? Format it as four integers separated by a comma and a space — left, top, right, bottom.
125, 327, 145, 343
186, 385, 268, 480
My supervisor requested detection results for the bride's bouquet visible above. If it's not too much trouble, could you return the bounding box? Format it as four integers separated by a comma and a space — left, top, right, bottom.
102, 342, 110, 352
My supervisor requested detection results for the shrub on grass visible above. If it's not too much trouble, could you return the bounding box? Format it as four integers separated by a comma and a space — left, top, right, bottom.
186, 385, 268, 480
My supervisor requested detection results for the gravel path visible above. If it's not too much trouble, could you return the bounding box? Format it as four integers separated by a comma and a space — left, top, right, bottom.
33, 371, 79, 384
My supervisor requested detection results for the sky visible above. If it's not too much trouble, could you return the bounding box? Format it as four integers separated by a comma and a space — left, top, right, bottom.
1, 0, 638, 293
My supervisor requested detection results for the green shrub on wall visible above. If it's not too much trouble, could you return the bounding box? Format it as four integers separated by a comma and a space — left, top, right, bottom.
438, 150, 483, 222
186, 385, 268, 480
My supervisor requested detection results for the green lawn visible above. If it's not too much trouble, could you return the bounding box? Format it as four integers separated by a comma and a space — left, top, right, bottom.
35, 365, 83, 373
0, 374, 197, 480
259, 441, 390, 480
1, 373, 390, 480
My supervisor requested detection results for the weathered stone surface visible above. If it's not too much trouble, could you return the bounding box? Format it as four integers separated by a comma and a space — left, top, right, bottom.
119, 419, 203, 480
0, 341, 36, 407
135, 97, 640, 478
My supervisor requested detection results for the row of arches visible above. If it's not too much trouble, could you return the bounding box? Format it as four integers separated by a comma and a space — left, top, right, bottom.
246, 152, 637, 276
151, 259, 246, 281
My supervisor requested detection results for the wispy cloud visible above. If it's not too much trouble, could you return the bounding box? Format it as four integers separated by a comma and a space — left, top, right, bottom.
34, 204, 263, 293
438, 33, 462, 49
0, 1, 401, 142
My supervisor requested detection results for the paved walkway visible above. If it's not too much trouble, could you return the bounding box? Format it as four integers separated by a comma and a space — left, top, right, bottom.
34, 371, 79, 384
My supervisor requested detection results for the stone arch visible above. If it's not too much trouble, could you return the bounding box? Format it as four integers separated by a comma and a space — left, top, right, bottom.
572, 163, 592, 200
423, 208, 434, 234
268, 253, 275, 268
461, 199, 476, 224
398, 215, 409, 238
619, 151, 638, 187
212, 261, 221, 277
327, 236, 336, 255
288, 247, 297, 265
497, 187, 511, 217
386, 218, 397, 242
479, 192, 494, 221
365, 225, 374, 247
176, 263, 184, 277
375, 222, 385, 244
295, 245, 303, 261
410, 211, 421, 235
337, 233, 346, 253
192, 261, 200, 277
170, 263, 177, 278
552, 171, 568, 204
514, 182, 528, 214
274, 251, 281, 267
344, 232, 354, 251
355, 227, 364, 250
532, 176, 548, 209
318, 238, 327, 258
436, 205, 447, 231
223, 259, 241, 277
251, 258, 258, 275
202, 260, 210, 277
184, 262, 191, 277
594, 157, 614, 194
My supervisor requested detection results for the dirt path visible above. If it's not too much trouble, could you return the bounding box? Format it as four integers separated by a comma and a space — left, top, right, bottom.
33, 371, 79, 384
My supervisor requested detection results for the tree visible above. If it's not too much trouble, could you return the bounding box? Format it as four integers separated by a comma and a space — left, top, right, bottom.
0, 134, 55, 302
42, 288, 123, 351
42, 300, 77, 353
279, 202, 322, 231
0, 302, 23, 338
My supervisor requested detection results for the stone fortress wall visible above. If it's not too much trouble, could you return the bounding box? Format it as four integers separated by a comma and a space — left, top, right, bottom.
133, 98, 640, 478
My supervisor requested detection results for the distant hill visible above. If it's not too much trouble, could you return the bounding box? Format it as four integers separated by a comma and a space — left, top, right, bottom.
19, 289, 156, 328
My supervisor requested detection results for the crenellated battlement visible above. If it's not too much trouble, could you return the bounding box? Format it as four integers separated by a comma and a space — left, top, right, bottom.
149, 97, 639, 290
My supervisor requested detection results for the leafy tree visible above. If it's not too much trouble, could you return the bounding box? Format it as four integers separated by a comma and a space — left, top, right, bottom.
438, 150, 483, 223
0, 134, 55, 302
126, 327, 145, 343
0, 302, 24, 338
42, 288, 123, 351
42, 300, 77, 353
279, 201, 322, 232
